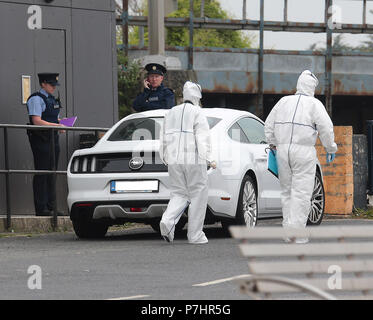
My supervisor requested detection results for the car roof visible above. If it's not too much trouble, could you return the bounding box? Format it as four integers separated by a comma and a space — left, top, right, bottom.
125, 107, 262, 123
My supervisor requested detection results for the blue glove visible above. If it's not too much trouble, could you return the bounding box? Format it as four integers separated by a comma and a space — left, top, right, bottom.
326, 153, 335, 163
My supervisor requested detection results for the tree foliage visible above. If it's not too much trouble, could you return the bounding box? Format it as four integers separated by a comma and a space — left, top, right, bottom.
117, 51, 142, 119
166, 0, 254, 48
128, 0, 255, 48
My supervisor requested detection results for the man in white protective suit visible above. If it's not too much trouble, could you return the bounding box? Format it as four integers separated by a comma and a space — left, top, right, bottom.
264, 70, 337, 244
159, 81, 217, 244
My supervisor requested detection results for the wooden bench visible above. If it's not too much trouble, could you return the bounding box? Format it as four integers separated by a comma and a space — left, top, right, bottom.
229, 225, 373, 300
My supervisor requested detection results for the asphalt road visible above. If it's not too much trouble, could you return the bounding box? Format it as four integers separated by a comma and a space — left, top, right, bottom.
0, 218, 372, 300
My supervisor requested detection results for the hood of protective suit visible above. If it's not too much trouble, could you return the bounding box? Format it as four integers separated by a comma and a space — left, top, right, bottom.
296, 70, 319, 97
183, 81, 202, 106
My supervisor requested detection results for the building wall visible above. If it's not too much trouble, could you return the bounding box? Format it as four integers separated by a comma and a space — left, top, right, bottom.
0, 0, 118, 215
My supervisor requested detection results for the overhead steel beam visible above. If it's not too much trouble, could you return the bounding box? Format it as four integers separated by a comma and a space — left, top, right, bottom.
116, 16, 373, 34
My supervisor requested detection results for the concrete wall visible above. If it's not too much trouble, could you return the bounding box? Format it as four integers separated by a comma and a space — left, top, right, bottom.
0, 0, 118, 215
316, 127, 354, 215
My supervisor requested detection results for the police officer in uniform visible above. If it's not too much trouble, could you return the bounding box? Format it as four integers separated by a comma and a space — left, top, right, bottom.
26, 73, 65, 216
133, 63, 175, 112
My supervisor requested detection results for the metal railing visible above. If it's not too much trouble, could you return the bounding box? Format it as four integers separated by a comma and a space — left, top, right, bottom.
0, 124, 109, 231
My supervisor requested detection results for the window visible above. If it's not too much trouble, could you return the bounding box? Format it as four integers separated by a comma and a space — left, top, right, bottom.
207, 117, 221, 129
108, 117, 163, 141
237, 117, 266, 144
228, 122, 249, 143
108, 116, 219, 142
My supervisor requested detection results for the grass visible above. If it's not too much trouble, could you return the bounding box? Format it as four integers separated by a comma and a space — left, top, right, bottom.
352, 207, 373, 219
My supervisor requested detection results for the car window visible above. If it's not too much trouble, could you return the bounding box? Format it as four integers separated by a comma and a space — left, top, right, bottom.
228, 122, 249, 143
207, 117, 221, 129
108, 117, 163, 141
108, 116, 219, 141
237, 117, 267, 144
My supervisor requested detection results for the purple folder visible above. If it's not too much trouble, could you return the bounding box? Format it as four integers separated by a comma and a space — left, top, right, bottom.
60, 116, 77, 127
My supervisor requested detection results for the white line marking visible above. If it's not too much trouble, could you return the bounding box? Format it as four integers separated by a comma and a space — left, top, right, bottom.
106, 295, 150, 300
193, 274, 250, 287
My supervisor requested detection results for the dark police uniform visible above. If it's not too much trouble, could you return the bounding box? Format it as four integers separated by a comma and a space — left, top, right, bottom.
26, 73, 62, 216
132, 63, 175, 112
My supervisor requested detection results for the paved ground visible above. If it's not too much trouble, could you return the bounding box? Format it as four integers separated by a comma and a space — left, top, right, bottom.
0, 217, 372, 300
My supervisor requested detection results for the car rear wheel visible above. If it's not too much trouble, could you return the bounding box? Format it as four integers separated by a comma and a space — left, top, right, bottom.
222, 175, 258, 231
307, 171, 325, 225
72, 219, 109, 239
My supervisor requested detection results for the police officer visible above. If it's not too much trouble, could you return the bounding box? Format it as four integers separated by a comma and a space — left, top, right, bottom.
132, 63, 175, 112
26, 73, 65, 216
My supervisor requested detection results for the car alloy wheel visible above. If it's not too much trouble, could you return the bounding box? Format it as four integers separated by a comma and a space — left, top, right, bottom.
307, 172, 325, 225
242, 179, 258, 228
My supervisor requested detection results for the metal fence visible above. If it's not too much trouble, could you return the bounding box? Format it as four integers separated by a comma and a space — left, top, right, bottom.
0, 124, 109, 231
118, 0, 373, 117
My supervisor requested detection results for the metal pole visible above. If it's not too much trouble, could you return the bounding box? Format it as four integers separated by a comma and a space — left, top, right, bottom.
50, 129, 57, 231
148, 0, 165, 55
200, 0, 205, 18
188, 0, 194, 70
4, 128, 11, 230
243, 0, 247, 20
284, 0, 288, 23
257, 0, 264, 118
325, 0, 333, 116
139, 26, 145, 47
122, 0, 129, 58
363, 0, 367, 26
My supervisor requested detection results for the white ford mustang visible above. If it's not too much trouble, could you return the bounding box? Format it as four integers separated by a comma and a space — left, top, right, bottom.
67, 108, 325, 238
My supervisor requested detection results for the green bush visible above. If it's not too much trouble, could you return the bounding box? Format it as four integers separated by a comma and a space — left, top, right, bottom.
117, 50, 142, 119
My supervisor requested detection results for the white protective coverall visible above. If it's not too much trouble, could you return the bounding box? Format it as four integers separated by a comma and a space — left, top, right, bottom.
159, 81, 213, 244
264, 70, 337, 230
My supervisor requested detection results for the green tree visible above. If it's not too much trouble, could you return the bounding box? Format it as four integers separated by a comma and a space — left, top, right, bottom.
127, 0, 255, 48
166, 0, 254, 48
117, 50, 142, 119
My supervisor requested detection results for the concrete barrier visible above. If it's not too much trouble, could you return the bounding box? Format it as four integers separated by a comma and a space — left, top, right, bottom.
0, 216, 73, 233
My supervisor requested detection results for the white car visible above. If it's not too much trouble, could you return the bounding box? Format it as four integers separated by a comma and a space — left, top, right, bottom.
67, 108, 325, 238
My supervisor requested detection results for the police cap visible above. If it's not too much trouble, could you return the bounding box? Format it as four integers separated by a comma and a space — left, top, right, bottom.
145, 63, 167, 76
38, 73, 60, 86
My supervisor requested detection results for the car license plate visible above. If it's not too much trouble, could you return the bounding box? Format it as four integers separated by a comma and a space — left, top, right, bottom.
110, 180, 159, 193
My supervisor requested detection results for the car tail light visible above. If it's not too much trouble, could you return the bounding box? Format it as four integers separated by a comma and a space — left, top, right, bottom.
72, 157, 79, 173
76, 203, 93, 207
70, 156, 96, 173
130, 207, 143, 212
